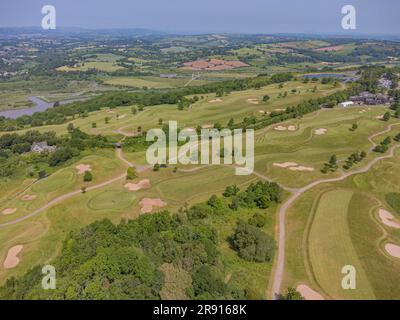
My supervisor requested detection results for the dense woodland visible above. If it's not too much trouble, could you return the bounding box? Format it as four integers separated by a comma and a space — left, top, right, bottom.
0, 182, 281, 300
0, 128, 112, 178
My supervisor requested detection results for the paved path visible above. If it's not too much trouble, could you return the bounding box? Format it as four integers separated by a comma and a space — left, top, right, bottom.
269, 122, 400, 299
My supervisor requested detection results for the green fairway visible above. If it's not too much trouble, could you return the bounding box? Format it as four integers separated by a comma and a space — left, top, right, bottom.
308, 189, 375, 299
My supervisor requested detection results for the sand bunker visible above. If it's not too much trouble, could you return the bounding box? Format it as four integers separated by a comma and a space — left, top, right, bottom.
183, 127, 196, 133
274, 125, 296, 131
2, 208, 16, 215
76, 164, 92, 174
139, 198, 167, 214
378, 209, 400, 229
296, 284, 325, 300
21, 194, 37, 201
375, 115, 384, 120
208, 98, 223, 103
288, 166, 314, 172
273, 162, 298, 168
385, 243, 400, 258
202, 124, 214, 129
125, 179, 151, 191
273, 162, 314, 172
315, 128, 327, 135
247, 98, 259, 105
118, 115, 126, 119
3, 245, 23, 269
275, 108, 285, 111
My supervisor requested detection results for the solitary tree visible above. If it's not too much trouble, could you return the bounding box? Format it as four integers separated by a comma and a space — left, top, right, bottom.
131, 106, 137, 115
126, 167, 137, 180
105, 117, 110, 124
92, 122, 97, 128
153, 164, 160, 171
383, 112, 391, 122
67, 123, 74, 133
262, 95, 270, 103
83, 171, 93, 182
351, 123, 358, 131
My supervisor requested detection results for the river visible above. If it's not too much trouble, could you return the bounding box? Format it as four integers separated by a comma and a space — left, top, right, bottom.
0, 96, 88, 119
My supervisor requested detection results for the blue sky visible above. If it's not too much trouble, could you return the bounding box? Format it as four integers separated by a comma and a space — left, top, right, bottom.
0, 0, 399, 35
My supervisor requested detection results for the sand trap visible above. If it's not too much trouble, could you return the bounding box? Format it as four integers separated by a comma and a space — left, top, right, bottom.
118, 115, 126, 119
107, 110, 115, 114
2, 208, 16, 215
202, 124, 214, 129
378, 209, 400, 229
273, 162, 314, 172
296, 284, 325, 300
208, 98, 223, 103
139, 198, 167, 214
315, 128, 327, 135
275, 108, 285, 111
375, 115, 384, 120
273, 162, 298, 168
183, 127, 196, 133
3, 245, 23, 269
288, 166, 315, 172
76, 164, 92, 174
385, 243, 400, 258
21, 194, 36, 201
125, 179, 151, 191
247, 98, 259, 105
274, 125, 296, 131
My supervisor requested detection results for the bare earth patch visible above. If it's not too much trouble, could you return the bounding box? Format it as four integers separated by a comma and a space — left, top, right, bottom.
247, 98, 259, 105
139, 198, 167, 214
21, 194, 37, 201
76, 164, 92, 174
315, 128, 327, 135
274, 125, 297, 132
273, 162, 298, 168
296, 284, 325, 300
385, 243, 400, 258
288, 166, 314, 172
208, 98, 223, 103
379, 209, 400, 229
273, 162, 314, 172
2, 208, 17, 215
124, 179, 151, 191
3, 245, 23, 269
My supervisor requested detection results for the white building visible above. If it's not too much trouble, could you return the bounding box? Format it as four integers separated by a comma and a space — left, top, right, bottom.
339, 101, 354, 108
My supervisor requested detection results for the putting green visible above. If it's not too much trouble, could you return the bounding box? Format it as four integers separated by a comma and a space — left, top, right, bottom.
87, 190, 136, 211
